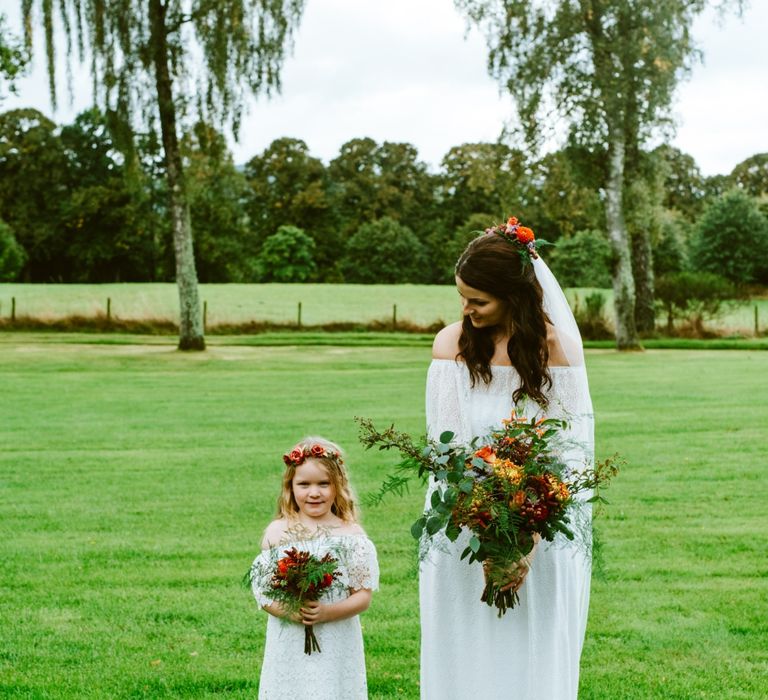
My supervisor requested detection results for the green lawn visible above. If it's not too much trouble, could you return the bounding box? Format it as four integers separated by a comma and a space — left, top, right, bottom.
0, 338, 766, 698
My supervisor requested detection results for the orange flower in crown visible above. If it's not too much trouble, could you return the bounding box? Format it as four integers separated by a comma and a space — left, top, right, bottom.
485, 215, 543, 262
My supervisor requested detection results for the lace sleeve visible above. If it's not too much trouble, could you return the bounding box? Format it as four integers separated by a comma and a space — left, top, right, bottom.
249, 549, 276, 608
346, 537, 379, 592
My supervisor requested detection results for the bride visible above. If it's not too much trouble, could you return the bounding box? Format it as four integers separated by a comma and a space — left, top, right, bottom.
420, 220, 595, 700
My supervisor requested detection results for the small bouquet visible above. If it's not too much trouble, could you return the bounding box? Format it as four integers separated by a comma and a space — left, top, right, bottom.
358, 412, 618, 616
248, 547, 341, 654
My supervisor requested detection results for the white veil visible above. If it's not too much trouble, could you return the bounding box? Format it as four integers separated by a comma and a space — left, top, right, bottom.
533, 256, 585, 368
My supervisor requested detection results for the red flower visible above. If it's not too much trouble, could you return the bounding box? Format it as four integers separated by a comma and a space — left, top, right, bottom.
322, 573, 333, 587
287, 447, 304, 464
310, 444, 326, 458
507, 216, 519, 227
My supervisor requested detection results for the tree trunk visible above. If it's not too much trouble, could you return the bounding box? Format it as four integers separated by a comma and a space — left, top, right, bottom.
631, 224, 656, 333
605, 134, 641, 350
150, 0, 205, 351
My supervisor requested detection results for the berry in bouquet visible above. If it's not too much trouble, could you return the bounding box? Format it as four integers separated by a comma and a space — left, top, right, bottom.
358, 411, 618, 616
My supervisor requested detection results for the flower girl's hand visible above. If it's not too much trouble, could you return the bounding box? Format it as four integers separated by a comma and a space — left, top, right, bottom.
300, 601, 327, 625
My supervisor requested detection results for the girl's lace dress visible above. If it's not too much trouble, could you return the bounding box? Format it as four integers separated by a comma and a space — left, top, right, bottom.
251, 534, 379, 700
420, 359, 594, 700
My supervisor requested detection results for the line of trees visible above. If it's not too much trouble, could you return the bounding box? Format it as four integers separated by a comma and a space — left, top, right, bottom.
1, 105, 767, 293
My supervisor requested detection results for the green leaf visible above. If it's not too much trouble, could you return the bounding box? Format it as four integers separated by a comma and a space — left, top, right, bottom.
459, 478, 474, 494
435, 469, 448, 481
410, 517, 426, 539
439, 431, 455, 443
426, 515, 443, 536
430, 490, 441, 509
469, 535, 481, 553
445, 523, 461, 542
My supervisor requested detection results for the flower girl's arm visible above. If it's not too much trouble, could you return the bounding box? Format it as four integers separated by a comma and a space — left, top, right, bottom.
262, 601, 301, 623
300, 589, 372, 625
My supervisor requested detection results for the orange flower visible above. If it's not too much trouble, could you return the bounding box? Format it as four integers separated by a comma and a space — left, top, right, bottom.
474, 445, 496, 463
516, 226, 535, 244
507, 216, 519, 226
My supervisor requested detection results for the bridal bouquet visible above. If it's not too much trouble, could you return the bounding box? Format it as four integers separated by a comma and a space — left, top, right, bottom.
358, 412, 618, 616
247, 547, 341, 654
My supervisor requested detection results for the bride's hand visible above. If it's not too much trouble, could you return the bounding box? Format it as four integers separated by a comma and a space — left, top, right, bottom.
498, 534, 541, 593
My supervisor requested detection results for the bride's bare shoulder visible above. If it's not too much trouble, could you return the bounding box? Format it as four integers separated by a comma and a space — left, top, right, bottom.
432, 321, 463, 360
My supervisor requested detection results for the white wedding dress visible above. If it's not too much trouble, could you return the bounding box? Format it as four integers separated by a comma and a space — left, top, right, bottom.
251, 534, 379, 700
420, 358, 595, 700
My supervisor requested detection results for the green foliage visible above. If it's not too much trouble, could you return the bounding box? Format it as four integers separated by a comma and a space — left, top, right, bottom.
730, 153, 768, 198
184, 123, 254, 283
690, 189, 768, 285
653, 209, 690, 277
0, 108, 70, 281
549, 229, 612, 288
655, 271, 738, 335
256, 225, 317, 283
652, 145, 707, 222
341, 217, 427, 284
329, 138, 437, 242
0, 13, 29, 99
244, 137, 340, 275
0, 218, 25, 280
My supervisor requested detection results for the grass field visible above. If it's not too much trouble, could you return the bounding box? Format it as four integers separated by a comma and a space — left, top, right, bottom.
2, 283, 766, 335
1, 337, 766, 698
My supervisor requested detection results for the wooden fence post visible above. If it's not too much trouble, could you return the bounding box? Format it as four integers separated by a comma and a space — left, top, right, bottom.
393, 304, 397, 330
203, 300, 208, 331
106, 298, 111, 322
297, 301, 302, 328
11, 297, 15, 322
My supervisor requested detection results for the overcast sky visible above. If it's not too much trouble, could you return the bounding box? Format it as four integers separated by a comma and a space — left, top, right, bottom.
3, 0, 766, 176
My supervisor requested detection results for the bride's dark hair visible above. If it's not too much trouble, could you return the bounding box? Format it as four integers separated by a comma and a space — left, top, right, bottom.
455, 233, 551, 406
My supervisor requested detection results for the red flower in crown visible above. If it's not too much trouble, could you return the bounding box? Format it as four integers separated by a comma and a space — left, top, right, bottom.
284, 447, 305, 466
310, 444, 326, 458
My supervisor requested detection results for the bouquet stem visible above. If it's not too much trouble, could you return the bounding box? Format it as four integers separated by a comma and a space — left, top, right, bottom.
481, 579, 520, 618
304, 625, 321, 655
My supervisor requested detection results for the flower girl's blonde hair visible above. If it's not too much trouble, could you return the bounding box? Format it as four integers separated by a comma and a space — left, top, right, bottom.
277, 436, 358, 523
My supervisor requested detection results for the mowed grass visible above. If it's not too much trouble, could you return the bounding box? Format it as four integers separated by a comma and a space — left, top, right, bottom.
0, 338, 766, 699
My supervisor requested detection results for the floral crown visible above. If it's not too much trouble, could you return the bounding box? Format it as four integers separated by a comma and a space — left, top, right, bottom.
283, 444, 343, 468
485, 216, 541, 262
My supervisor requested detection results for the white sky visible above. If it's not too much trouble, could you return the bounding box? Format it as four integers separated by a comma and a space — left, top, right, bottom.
3, 0, 767, 176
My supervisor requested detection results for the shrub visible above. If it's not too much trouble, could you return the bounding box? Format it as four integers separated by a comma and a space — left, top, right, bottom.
689, 190, 768, 285
655, 271, 738, 336
571, 291, 612, 340
548, 229, 612, 288
341, 217, 427, 283
255, 225, 317, 282
0, 220, 26, 281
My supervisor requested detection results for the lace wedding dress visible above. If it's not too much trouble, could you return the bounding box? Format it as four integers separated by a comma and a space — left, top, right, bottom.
420, 358, 595, 700
251, 534, 379, 700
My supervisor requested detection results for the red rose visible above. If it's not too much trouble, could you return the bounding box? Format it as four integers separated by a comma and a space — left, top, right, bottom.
287, 447, 304, 464
322, 573, 333, 587
310, 444, 326, 458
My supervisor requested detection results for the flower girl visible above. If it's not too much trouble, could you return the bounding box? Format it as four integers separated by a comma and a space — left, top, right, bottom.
249, 437, 378, 700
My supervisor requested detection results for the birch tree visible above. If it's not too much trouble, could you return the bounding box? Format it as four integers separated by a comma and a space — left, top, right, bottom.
454, 0, 741, 348
22, 0, 305, 349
